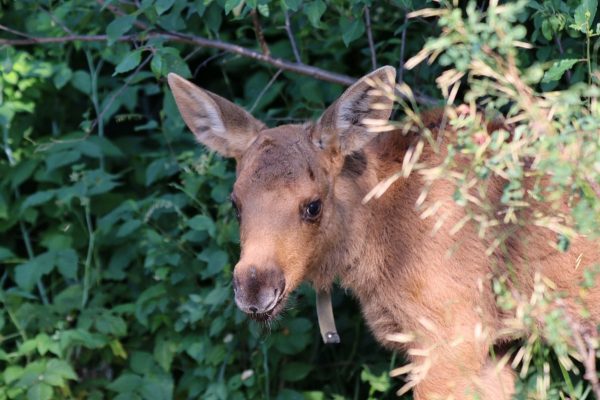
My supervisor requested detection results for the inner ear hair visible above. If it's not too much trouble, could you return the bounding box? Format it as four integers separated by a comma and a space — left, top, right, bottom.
167, 73, 264, 159
315, 66, 396, 155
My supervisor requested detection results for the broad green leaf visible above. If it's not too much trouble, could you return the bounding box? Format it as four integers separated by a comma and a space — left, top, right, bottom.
4, 366, 24, 384
281, 362, 312, 382
197, 248, 229, 277
282, 0, 302, 11
117, 219, 142, 237
304, 0, 326, 28
107, 15, 136, 44
340, 17, 365, 47
107, 373, 143, 392
45, 149, 81, 172
258, 3, 269, 17
542, 59, 580, 83
46, 359, 77, 380
21, 190, 56, 211
27, 383, 53, 400
15, 252, 55, 291
155, 0, 175, 15
154, 337, 177, 371
224, 0, 242, 14
187, 215, 216, 237
53, 64, 72, 89
95, 312, 128, 337
0, 246, 15, 261
71, 70, 91, 94
114, 50, 143, 75
55, 249, 78, 280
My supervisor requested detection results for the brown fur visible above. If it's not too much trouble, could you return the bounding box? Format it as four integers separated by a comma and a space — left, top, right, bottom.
168, 68, 600, 399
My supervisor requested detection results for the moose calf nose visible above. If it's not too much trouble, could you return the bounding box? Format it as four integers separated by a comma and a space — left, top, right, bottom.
233, 264, 285, 315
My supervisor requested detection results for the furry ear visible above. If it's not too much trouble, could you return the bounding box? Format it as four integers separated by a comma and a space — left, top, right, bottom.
314, 66, 396, 155
167, 73, 264, 159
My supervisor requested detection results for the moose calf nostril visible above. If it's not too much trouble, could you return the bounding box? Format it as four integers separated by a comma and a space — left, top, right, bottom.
249, 306, 258, 313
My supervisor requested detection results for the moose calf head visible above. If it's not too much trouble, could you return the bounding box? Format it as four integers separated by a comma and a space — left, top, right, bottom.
168, 67, 395, 321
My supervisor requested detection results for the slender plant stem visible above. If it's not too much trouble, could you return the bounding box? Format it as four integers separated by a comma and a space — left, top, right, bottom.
261, 342, 270, 400
284, 10, 301, 63
249, 69, 283, 113
364, 6, 377, 70
251, 9, 270, 56
85, 50, 105, 171
81, 202, 95, 309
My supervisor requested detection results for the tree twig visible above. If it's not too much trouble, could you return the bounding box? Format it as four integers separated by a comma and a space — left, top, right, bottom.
284, 10, 302, 63
0, 23, 35, 39
41, 6, 75, 35
88, 52, 153, 134
0, 32, 356, 86
251, 9, 270, 56
364, 6, 377, 70
249, 69, 282, 113
0, 22, 437, 104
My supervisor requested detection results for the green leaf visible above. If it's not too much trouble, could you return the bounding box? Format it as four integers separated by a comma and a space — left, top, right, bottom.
224, 0, 242, 14
281, 362, 312, 382
27, 383, 53, 400
56, 249, 78, 280
107, 15, 136, 44
46, 359, 77, 380
154, 337, 177, 371
45, 149, 81, 172
282, 0, 302, 11
95, 312, 128, 337
4, 366, 24, 384
15, 252, 55, 291
304, 0, 326, 28
21, 190, 56, 211
114, 50, 143, 75
188, 215, 216, 237
542, 59, 580, 83
257, 3, 269, 17
71, 70, 91, 94
117, 219, 142, 237
198, 248, 229, 278
155, 0, 175, 15
340, 17, 365, 47
0, 246, 16, 261
53, 64, 73, 89
107, 373, 143, 393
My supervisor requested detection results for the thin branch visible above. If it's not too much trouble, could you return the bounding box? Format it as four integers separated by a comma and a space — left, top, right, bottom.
284, 10, 302, 63
193, 51, 226, 78
251, 9, 270, 56
41, 6, 75, 35
398, 13, 408, 84
0, 32, 356, 86
88, 52, 153, 134
0, 15, 437, 104
249, 69, 282, 113
364, 7, 377, 70
0, 23, 35, 39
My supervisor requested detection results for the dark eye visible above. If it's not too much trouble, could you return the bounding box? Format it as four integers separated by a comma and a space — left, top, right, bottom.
231, 197, 241, 221
302, 199, 322, 222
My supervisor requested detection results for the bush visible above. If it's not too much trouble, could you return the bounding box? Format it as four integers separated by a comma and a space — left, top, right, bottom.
0, 0, 598, 399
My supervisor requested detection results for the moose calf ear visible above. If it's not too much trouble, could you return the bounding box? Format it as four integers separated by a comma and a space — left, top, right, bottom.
314, 66, 396, 155
167, 73, 264, 159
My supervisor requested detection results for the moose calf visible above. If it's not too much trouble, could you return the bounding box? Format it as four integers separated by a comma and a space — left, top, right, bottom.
168, 67, 600, 399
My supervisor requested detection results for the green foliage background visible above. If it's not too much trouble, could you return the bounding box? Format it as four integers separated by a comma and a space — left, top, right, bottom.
0, 0, 598, 399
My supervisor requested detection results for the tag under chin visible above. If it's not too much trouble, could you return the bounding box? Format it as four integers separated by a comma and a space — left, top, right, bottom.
316, 289, 340, 344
